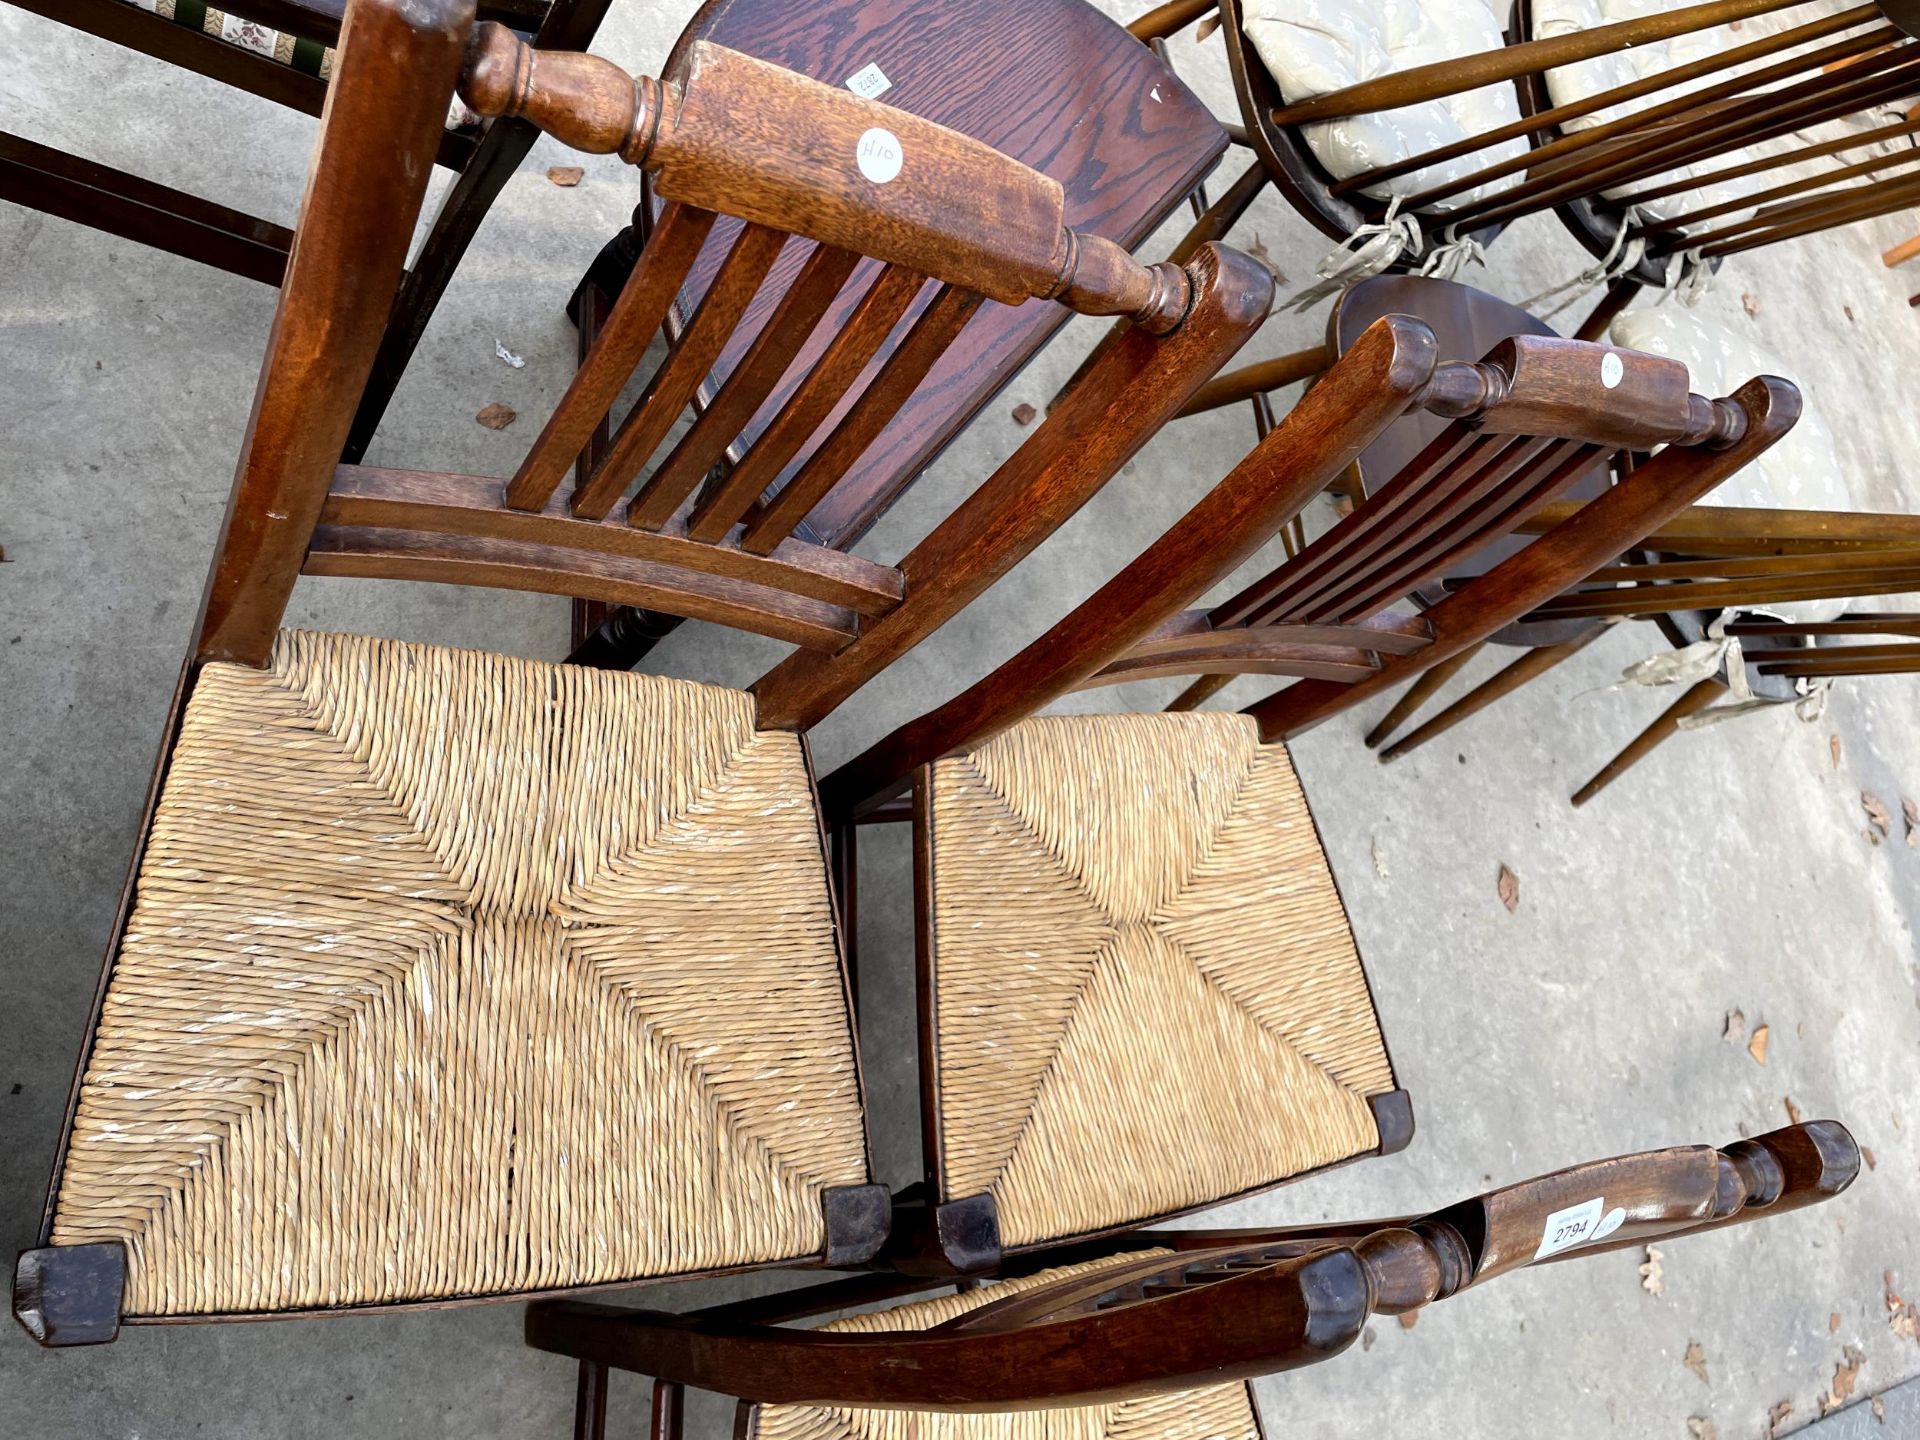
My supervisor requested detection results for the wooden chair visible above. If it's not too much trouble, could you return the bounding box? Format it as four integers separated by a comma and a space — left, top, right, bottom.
561, 0, 1232, 667
1367, 504, 1920, 804
528, 1119, 1859, 1436
1, 0, 616, 458
806, 312, 1797, 1279
1133, 0, 1920, 339
10, 0, 1276, 1346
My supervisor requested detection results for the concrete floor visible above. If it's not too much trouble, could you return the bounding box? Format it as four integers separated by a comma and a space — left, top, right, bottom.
5, 1, 1920, 1436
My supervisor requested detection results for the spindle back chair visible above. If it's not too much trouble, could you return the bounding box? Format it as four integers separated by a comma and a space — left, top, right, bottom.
798, 318, 1796, 1285
1133, 0, 1920, 336
532, 1119, 1858, 1437
1364, 504, 1920, 803
12, 0, 1275, 1347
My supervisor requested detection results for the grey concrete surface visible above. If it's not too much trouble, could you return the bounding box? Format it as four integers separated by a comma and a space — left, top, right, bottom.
4, 2, 1919, 1436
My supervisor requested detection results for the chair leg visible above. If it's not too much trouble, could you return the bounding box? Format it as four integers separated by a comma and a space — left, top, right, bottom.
831, 820, 859, 1011
1377, 630, 1604, 759
1363, 640, 1487, 749
1168, 673, 1234, 711
1571, 274, 1640, 342
573, 1360, 608, 1440
1571, 677, 1724, 808
650, 1380, 683, 1440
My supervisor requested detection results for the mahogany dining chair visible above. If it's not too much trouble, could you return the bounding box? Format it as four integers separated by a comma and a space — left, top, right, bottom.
813, 306, 1799, 1279
10, 0, 1275, 1346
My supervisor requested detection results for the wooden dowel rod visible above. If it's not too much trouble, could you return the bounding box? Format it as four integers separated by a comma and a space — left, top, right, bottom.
1884, 232, 1920, 265
1630, 145, 1920, 237
1571, 678, 1722, 807
1329, 3, 1878, 198
1698, 168, 1920, 255
1129, 0, 1217, 42
1616, 111, 1920, 207
1448, 43, 1920, 231
1177, 345, 1332, 416
1400, 23, 1892, 212
1269, 0, 1817, 126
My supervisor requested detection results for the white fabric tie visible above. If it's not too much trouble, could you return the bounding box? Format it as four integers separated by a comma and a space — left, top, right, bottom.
1284, 198, 1424, 313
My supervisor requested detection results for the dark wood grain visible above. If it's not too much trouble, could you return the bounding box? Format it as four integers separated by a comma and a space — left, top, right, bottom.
653, 0, 1228, 548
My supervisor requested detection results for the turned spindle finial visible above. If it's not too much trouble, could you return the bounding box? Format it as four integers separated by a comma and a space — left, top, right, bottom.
460, 22, 665, 164
1421, 359, 1510, 419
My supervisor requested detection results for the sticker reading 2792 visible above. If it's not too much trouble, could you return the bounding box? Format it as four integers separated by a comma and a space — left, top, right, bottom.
1533, 1197, 1626, 1260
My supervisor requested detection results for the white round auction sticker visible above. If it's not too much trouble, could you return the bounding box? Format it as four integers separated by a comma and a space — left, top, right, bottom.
1601, 352, 1624, 389
856, 128, 903, 184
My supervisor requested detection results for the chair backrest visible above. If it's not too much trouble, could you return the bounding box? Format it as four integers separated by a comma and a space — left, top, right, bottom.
1191, 0, 1917, 278
1513, 503, 1920, 623
820, 321, 1798, 816
191, 0, 1274, 723
520, 1119, 1856, 1413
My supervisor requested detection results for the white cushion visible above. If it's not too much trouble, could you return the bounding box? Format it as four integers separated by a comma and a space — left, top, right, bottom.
1533, 0, 1906, 227
1612, 304, 1855, 621
1243, 0, 1529, 206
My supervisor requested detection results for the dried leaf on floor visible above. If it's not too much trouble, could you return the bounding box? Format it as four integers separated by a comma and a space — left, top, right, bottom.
1749, 1024, 1771, 1066
1195, 12, 1222, 41
546, 165, 584, 187
1742, 292, 1762, 318
1769, 1400, 1794, 1437
1398, 1308, 1420, 1330
1864, 1147, 1878, 1170
1888, 1272, 1919, 1342
1866, 826, 1883, 848
1641, 1246, 1665, 1297
1497, 863, 1520, 914
1864, 791, 1893, 835
1010, 402, 1037, 426
1684, 1340, 1709, 1383
1831, 1312, 1842, 1332
1687, 1419, 1717, 1440
474, 402, 517, 431
1822, 1345, 1867, 1414
1905, 796, 1919, 848
1874, 1396, 1887, 1423
1845, 305, 1857, 322
1831, 734, 1843, 768
1786, 1096, 1804, 1125
1725, 1008, 1747, 1044
1371, 838, 1390, 879
1361, 1325, 1377, 1351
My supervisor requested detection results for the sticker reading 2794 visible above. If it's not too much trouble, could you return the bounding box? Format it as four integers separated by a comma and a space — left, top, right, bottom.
1533, 1196, 1626, 1260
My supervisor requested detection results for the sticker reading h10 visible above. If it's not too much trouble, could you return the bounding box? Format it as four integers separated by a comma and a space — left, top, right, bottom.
845, 61, 893, 99
1533, 1196, 1625, 1260
1601, 351, 1625, 389
857, 128, 903, 185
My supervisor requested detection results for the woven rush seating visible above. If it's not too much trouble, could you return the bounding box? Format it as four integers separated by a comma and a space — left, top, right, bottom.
741, 1251, 1262, 1440
920, 712, 1395, 1250
49, 631, 868, 1316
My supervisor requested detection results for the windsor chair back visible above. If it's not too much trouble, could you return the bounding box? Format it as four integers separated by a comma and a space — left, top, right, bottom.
527, 1120, 1858, 1437
12, 0, 1274, 1346
1135, 0, 1920, 336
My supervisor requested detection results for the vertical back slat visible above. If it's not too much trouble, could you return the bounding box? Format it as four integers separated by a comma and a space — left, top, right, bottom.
1278, 437, 1553, 626
622, 242, 863, 532
1313, 440, 1602, 624
1207, 427, 1490, 629
737, 285, 986, 556
570, 221, 789, 520
680, 266, 929, 543
504, 202, 716, 512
